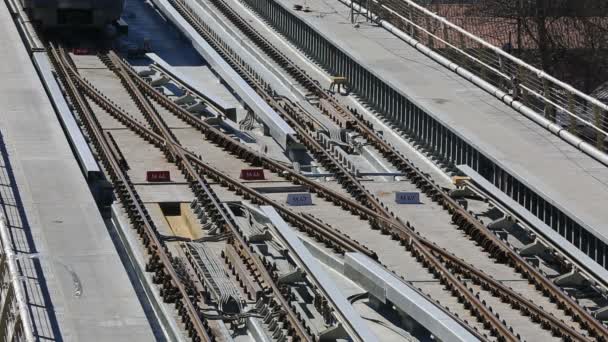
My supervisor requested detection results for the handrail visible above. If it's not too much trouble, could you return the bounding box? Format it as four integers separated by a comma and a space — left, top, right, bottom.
0, 214, 35, 342
399, 0, 608, 112
354, 0, 608, 150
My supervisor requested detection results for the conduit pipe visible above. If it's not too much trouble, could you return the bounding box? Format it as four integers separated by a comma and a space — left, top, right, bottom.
336, 0, 608, 166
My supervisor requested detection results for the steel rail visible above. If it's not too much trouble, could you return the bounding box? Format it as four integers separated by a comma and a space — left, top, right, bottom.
113, 52, 590, 340
193, 0, 608, 339
120, 57, 374, 216
106, 54, 379, 263
82, 37, 578, 341
107, 47, 494, 336
270, 96, 393, 216
63, 48, 377, 263
108, 51, 390, 342
169, 0, 406, 231
55, 22, 584, 340
108, 53, 245, 317
115, 59, 312, 337
105, 51, 316, 342
162, 1, 524, 339
47, 44, 215, 342
115, 53, 388, 253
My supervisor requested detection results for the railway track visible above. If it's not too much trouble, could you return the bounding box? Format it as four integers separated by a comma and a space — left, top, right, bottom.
40, 9, 549, 342
42, 2, 608, 340
51, 45, 310, 341
163, 0, 608, 340
56, 36, 593, 340
48, 44, 216, 342
134, 42, 588, 339
151, 4, 524, 338
50, 43, 400, 341
105, 50, 321, 342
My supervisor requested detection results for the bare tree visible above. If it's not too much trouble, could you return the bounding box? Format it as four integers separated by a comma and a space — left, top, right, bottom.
420, 0, 608, 92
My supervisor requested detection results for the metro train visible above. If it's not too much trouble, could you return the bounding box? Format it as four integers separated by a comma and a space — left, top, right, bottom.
20, 0, 125, 28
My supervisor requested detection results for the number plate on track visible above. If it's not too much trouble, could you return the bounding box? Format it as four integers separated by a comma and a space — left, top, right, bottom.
287, 193, 313, 206
146, 170, 171, 182
240, 169, 265, 180
395, 192, 420, 204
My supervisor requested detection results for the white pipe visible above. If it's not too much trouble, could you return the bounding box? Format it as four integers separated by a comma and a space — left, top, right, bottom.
0, 214, 35, 342
382, 0, 608, 116
372, 3, 606, 136
337, 0, 608, 166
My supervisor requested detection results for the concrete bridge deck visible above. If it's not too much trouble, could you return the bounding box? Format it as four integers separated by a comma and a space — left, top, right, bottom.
0, 1, 157, 340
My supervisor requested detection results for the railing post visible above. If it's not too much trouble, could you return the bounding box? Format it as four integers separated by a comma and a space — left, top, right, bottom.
479, 43, 488, 81
518, 65, 527, 104
568, 92, 577, 135
595, 104, 605, 151
0, 215, 35, 342
407, 3, 415, 39
425, 16, 433, 48
543, 78, 555, 122
458, 31, 467, 67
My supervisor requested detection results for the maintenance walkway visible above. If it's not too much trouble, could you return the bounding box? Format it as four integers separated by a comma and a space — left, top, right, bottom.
241, 0, 608, 268
0, 1, 157, 340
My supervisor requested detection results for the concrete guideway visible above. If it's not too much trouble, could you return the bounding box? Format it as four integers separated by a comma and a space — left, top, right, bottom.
261, 206, 380, 342
0, 0, 157, 340
343, 253, 482, 342
298, 236, 482, 341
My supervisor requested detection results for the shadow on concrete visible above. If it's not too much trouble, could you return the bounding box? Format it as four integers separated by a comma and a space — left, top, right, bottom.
0, 132, 63, 341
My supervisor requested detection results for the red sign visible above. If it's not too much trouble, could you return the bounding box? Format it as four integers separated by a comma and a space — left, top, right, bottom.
72, 48, 91, 55
240, 169, 265, 180
146, 171, 170, 182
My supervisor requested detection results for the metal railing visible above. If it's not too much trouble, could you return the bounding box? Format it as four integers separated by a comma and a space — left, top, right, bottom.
0, 214, 35, 342
352, 0, 608, 151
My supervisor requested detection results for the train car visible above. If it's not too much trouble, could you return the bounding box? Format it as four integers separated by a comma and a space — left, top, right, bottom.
20, 0, 125, 28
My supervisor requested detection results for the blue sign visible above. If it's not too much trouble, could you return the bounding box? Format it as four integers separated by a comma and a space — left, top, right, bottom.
395, 192, 420, 204
287, 193, 313, 206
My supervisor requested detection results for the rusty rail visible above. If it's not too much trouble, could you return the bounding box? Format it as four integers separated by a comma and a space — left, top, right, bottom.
104, 51, 315, 342
168, 0, 606, 340
148, 1, 518, 339
48, 44, 216, 342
